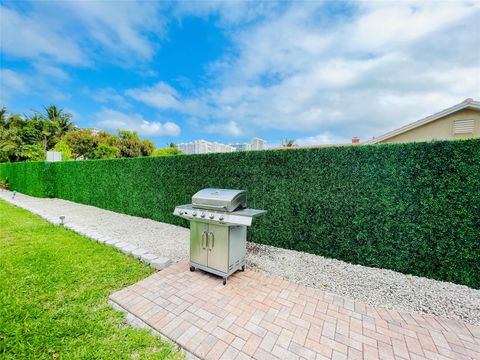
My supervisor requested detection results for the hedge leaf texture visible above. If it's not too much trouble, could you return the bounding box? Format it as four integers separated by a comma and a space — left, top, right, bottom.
1, 139, 479, 288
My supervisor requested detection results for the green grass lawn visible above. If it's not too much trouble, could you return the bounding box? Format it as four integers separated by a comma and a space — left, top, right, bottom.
0, 200, 182, 360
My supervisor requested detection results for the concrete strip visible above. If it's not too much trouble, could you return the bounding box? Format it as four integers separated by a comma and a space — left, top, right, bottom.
104, 238, 120, 245
120, 245, 137, 256
150, 257, 172, 270
113, 242, 129, 250
140, 253, 159, 265
131, 248, 149, 259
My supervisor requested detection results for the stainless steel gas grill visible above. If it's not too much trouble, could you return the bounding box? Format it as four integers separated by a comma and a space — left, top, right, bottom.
174, 188, 266, 285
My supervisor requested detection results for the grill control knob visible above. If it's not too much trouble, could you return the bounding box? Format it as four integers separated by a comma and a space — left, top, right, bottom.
200, 212, 206, 218
219, 215, 225, 221
179, 210, 183, 215
192, 211, 197, 216
209, 213, 215, 219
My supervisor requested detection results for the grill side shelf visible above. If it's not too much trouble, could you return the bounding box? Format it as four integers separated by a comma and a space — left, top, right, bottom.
232, 209, 267, 218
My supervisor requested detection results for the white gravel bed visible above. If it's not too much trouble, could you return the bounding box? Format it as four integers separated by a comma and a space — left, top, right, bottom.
0, 190, 189, 261
2, 190, 479, 325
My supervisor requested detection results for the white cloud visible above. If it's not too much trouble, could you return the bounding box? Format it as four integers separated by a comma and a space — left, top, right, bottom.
161, 1, 480, 141
0, 66, 72, 105
348, 2, 477, 51
173, 1, 281, 26
83, 87, 130, 109
58, 1, 164, 61
0, 70, 28, 94
126, 82, 210, 116
0, 2, 165, 65
95, 108, 180, 137
126, 82, 181, 109
5, 1, 478, 143
33, 63, 70, 81
296, 132, 349, 146
205, 121, 243, 136
0, 5, 86, 65
0, 69, 29, 104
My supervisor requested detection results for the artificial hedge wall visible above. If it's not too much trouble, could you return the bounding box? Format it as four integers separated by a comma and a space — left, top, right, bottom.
0, 161, 55, 197
1, 139, 479, 288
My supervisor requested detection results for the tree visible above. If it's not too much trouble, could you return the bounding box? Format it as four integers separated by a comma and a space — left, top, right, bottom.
42, 105, 75, 137
0, 128, 20, 162
0, 107, 75, 162
141, 139, 155, 156
53, 140, 73, 160
39, 120, 58, 151
282, 139, 297, 147
117, 130, 154, 157
0, 107, 7, 128
2, 113, 26, 130
97, 131, 120, 147
0, 105, 157, 162
64, 129, 97, 160
93, 143, 119, 159
117, 130, 142, 157
152, 147, 185, 157
20, 122, 43, 145
0, 114, 24, 162
16, 144, 45, 161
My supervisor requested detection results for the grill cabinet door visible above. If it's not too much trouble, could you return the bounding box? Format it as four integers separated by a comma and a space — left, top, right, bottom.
190, 221, 208, 266
207, 224, 229, 273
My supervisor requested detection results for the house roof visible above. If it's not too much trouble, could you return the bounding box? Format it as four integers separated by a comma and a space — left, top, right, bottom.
365, 98, 480, 144
269, 143, 356, 150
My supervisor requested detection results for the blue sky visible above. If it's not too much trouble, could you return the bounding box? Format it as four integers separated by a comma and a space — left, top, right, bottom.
1, 1, 479, 148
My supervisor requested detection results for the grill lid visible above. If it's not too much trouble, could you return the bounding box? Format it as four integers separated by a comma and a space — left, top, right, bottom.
192, 188, 247, 212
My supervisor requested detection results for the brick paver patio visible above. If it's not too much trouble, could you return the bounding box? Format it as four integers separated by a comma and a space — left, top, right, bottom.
110, 259, 480, 359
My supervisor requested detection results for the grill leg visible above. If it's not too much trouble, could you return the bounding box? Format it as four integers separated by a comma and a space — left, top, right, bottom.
222, 277, 227, 286
190, 266, 195, 272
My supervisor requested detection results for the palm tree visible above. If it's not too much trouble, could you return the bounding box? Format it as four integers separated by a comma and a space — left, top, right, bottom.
0, 127, 21, 161
40, 121, 57, 151
42, 105, 75, 137
0, 107, 8, 127
282, 139, 296, 147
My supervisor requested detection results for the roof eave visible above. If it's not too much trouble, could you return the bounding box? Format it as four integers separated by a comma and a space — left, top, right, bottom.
366, 101, 480, 144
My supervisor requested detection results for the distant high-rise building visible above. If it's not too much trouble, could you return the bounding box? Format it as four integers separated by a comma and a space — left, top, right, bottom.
178, 137, 266, 154
250, 137, 267, 150
230, 143, 251, 151
230, 138, 267, 151
177, 140, 235, 154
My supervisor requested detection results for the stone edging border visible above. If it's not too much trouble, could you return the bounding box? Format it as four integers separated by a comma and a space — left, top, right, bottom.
0, 191, 172, 271
1, 190, 197, 358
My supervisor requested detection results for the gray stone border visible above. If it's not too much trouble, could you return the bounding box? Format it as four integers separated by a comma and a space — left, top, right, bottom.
0, 192, 172, 273
1, 191, 195, 358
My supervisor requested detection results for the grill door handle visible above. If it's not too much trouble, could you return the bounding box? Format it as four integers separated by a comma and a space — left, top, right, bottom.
208, 232, 214, 250
202, 231, 207, 249
196, 204, 227, 211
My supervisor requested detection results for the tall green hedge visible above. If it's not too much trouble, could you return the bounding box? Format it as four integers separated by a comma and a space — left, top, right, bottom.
1, 139, 479, 288
0, 161, 55, 197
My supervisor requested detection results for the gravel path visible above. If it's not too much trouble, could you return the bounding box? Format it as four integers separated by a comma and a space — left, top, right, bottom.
2, 190, 479, 325
0, 190, 189, 261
